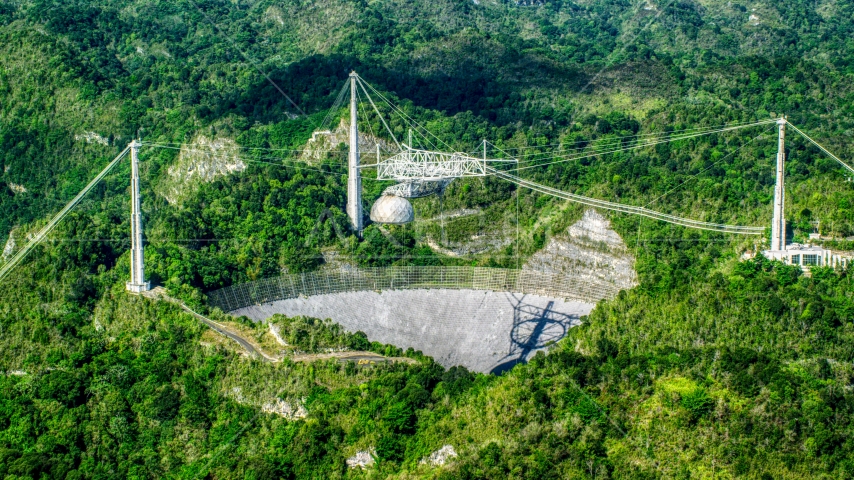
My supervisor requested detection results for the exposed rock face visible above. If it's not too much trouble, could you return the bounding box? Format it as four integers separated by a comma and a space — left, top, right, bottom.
432, 232, 514, 257
269, 324, 287, 346
346, 449, 376, 469
74, 131, 109, 146
749, 13, 761, 26
2, 229, 15, 260
228, 387, 306, 420
419, 445, 457, 466
264, 6, 285, 25
524, 209, 637, 292
261, 398, 307, 419
301, 119, 392, 163
160, 135, 246, 204
7, 183, 26, 194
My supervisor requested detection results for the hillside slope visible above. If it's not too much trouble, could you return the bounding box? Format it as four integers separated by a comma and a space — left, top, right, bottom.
2, 0, 854, 478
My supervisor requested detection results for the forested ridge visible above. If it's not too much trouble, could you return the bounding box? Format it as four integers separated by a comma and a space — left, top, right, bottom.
2, 0, 854, 478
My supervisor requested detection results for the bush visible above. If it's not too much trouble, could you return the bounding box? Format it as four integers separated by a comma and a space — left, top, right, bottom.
681, 388, 714, 423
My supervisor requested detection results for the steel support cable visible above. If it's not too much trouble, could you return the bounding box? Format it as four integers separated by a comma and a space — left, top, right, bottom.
354, 85, 375, 143
141, 144, 346, 175
508, 120, 778, 171
185, 0, 308, 119
498, 120, 776, 159
354, 85, 385, 167
641, 126, 772, 210
359, 79, 454, 152
786, 122, 854, 176
142, 118, 760, 158
508, 127, 771, 162
354, 82, 387, 165
356, 77, 403, 151
319, 81, 350, 132
489, 168, 764, 234
358, 80, 428, 144
143, 143, 347, 167
362, 75, 772, 159
362, 78, 671, 159
487, 118, 778, 153
140, 142, 348, 154
507, 135, 716, 169
373, 91, 441, 151
488, 137, 670, 166
0, 146, 131, 283
491, 124, 768, 167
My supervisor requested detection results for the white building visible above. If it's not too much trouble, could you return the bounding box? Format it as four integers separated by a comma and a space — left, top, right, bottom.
763, 243, 852, 270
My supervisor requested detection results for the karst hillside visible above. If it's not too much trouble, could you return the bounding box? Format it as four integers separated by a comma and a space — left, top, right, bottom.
1, 0, 854, 478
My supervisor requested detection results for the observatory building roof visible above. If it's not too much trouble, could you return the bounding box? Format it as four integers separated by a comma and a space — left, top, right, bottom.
762, 243, 853, 270
370, 194, 414, 224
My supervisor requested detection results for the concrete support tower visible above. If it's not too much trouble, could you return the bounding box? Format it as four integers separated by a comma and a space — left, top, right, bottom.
126, 140, 150, 293
347, 72, 363, 237
771, 117, 787, 251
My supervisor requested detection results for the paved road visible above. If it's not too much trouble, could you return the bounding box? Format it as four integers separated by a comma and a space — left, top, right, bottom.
143, 288, 406, 365
144, 287, 276, 362
187, 307, 276, 362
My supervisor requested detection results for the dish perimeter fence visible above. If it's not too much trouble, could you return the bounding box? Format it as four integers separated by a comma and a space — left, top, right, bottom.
207, 266, 621, 312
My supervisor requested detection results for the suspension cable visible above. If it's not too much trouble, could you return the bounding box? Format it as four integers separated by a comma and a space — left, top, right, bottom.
786, 122, 854, 176
356, 76, 402, 151
0, 146, 131, 283
507, 120, 777, 171
319, 81, 350, 132
359, 78, 454, 152
141, 144, 347, 175
490, 167, 765, 234
488, 118, 779, 153
498, 120, 774, 161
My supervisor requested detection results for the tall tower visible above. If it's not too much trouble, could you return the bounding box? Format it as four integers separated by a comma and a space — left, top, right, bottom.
126, 140, 150, 293
771, 117, 787, 251
347, 71, 363, 236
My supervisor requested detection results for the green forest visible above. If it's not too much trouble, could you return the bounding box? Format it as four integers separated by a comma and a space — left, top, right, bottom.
2, 0, 854, 478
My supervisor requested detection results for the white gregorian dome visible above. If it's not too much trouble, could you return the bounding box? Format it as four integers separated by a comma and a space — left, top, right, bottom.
370, 194, 414, 224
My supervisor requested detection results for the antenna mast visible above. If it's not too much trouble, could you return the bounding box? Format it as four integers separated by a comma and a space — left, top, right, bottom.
771, 117, 787, 251
348, 72, 363, 237
126, 140, 150, 293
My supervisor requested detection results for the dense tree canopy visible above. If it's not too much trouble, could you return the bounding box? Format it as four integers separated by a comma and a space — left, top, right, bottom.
2, 0, 854, 478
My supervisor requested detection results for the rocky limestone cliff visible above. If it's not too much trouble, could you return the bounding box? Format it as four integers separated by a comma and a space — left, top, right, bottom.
7, 183, 26, 194
419, 445, 458, 466
228, 387, 307, 420
260, 398, 307, 419
524, 209, 637, 291
74, 131, 109, 146
159, 135, 246, 204
2, 229, 16, 260
346, 449, 376, 469
301, 119, 393, 163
